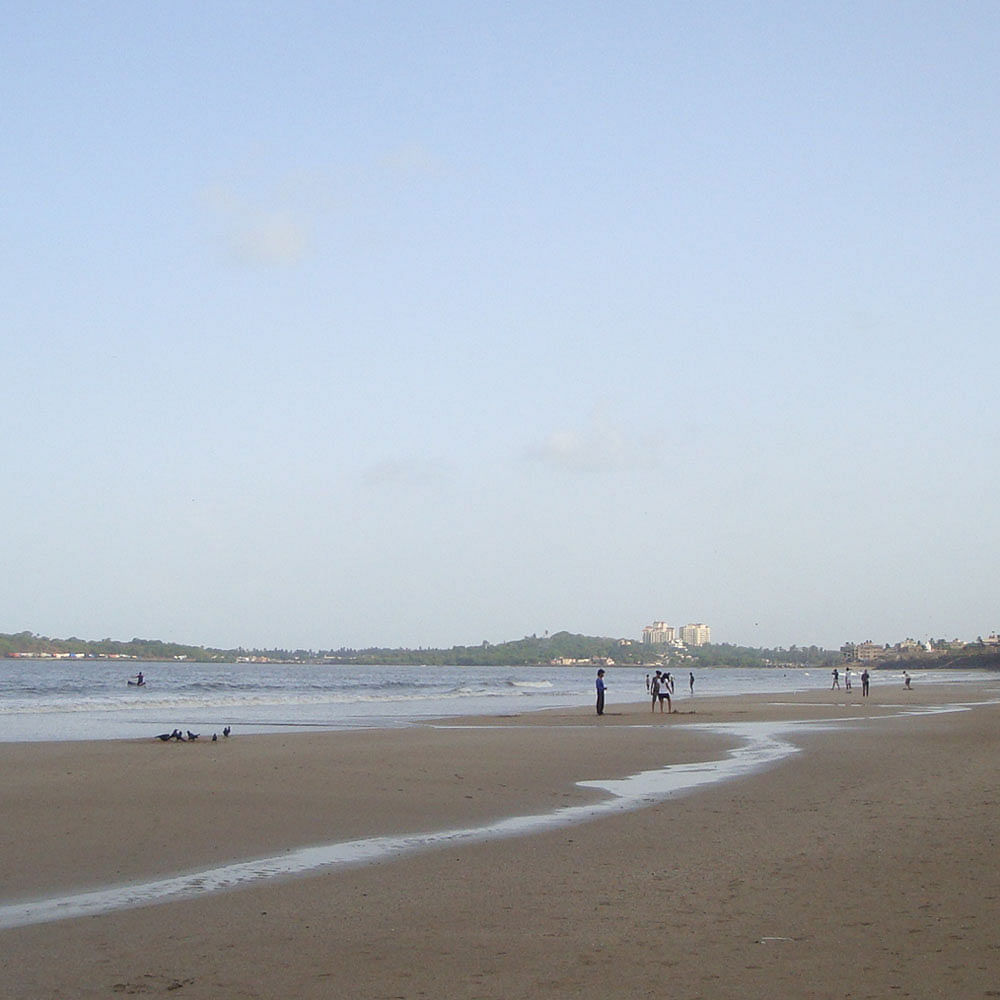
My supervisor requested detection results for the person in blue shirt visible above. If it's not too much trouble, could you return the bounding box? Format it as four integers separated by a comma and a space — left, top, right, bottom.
595, 669, 606, 716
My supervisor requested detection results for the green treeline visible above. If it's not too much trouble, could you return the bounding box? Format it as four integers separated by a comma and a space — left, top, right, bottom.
323, 634, 841, 667
3, 629, 997, 669
1, 628, 842, 667
0, 631, 217, 662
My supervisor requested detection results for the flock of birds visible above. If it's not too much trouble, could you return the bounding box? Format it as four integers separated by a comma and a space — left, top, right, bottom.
139, 677, 233, 743
156, 725, 232, 743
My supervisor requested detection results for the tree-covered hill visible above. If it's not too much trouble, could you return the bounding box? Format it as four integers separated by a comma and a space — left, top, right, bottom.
1, 629, 843, 667
4, 628, 996, 669
0, 631, 220, 662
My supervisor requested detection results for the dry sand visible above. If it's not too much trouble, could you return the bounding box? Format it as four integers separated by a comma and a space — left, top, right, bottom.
2, 680, 1000, 999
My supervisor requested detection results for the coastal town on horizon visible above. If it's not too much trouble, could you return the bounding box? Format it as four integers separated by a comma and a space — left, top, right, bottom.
2, 621, 999, 666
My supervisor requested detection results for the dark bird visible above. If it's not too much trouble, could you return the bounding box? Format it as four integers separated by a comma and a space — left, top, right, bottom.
223, 726, 231, 737
156, 732, 172, 741
186, 731, 200, 741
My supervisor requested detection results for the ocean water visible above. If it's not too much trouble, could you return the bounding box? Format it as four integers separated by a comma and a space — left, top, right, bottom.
0, 658, 992, 743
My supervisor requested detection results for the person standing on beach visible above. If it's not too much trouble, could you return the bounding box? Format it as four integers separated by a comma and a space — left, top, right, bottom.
689, 671, 695, 695
903, 671, 911, 689
831, 667, 840, 689
844, 667, 852, 691
657, 676, 672, 714
595, 669, 606, 716
861, 668, 870, 696
650, 671, 661, 712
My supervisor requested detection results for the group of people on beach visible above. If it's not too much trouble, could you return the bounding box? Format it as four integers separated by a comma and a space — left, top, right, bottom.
832, 666, 918, 694
645, 669, 693, 713
830, 666, 881, 696
598, 661, 918, 717
594, 668, 694, 716
648, 670, 674, 712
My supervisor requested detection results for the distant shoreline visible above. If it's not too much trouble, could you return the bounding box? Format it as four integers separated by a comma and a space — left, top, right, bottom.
4, 627, 999, 669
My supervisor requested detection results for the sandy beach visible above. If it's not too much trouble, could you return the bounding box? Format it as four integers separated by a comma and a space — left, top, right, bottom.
3, 680, 1000, 999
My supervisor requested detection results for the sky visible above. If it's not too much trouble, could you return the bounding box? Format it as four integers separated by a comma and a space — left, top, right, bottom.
2, 2, 998, 652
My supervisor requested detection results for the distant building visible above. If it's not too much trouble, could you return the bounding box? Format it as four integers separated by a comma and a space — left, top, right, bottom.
679, 623, 712, 646
642, 621, 675, 644
842, 640, 883, 662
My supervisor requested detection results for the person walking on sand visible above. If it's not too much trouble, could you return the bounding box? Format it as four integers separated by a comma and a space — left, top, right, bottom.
903, 671, 911, 689
861, 668, 870, 697
831, 667, 840, 690
595, 669, 606, 716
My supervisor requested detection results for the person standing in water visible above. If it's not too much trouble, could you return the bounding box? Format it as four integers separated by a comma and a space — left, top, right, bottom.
595, 669, 607, 716
689, 671, 695, 695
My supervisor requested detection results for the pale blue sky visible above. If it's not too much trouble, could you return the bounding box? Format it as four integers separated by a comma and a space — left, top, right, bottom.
3, 2, 998, 650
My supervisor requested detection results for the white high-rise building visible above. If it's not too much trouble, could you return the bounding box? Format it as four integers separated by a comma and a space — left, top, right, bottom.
642, 621, 675, 644
679, 623, 712, 646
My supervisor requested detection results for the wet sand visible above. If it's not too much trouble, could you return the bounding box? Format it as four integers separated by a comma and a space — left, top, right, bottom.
3, 680, 999, 999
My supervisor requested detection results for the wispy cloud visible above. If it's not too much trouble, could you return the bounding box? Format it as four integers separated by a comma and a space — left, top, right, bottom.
525, 412, 661, 474
201, 185, 311, 266
198, 143, 444, 265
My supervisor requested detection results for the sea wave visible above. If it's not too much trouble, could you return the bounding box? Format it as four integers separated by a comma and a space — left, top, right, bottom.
0, 685, 561, 716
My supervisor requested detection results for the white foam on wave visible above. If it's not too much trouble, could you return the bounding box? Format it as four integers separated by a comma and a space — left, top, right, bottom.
0, 685, 558, 717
